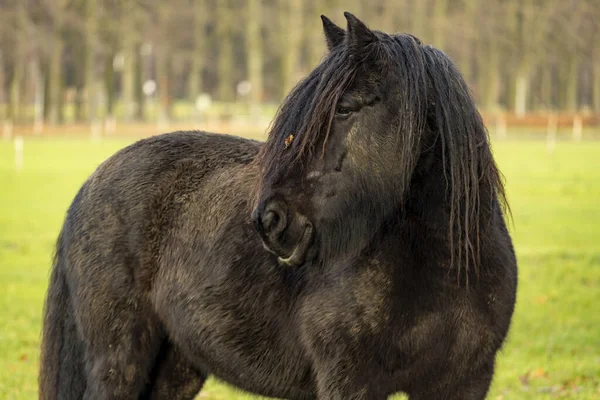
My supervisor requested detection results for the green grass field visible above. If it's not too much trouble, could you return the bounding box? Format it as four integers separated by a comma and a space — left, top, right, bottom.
0, 135, 598, 399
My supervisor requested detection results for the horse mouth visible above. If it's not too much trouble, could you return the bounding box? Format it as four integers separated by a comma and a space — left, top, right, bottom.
277, 223, 314, 267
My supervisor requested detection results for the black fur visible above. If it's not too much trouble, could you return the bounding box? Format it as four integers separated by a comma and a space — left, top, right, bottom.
40, 13, 517, 400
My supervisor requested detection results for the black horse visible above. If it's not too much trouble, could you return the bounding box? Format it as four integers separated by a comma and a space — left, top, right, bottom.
40, 13, 517, 400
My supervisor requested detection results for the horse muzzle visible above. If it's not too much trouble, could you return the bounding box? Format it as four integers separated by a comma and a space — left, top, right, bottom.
252, 199, 315, 267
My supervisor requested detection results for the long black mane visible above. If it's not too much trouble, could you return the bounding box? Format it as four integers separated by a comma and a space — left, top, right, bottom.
257, 33, 508, 281
420, 45, 509, 282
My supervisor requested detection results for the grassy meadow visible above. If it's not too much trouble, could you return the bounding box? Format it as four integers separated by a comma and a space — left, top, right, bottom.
0, 134, 598, 399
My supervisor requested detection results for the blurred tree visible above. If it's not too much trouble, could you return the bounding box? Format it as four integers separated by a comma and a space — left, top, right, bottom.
583, 0, 600, 113
119, 0, 137, 121
280, 0, 304, 97
2, 1, 29, 122
0, 0, 598, 126
40, 0, 68, 125
480, 1, 503, 111
411, 0, 427, 43
153, 1, 173, 121
595, 24, 600, 113
188, 0, 208, 102
246, 0, 263, 105
83, 0, 99, 122
217, 0, 235, 102
0, 51, 4, 119
305, 0, 326, 70
99, 0, 119, 121
432, 0, 449, 51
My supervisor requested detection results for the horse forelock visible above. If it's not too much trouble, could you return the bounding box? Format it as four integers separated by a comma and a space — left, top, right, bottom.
255, 41, 386, 187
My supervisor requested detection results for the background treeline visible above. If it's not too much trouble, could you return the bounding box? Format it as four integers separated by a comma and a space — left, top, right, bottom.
0, 0, 598, 126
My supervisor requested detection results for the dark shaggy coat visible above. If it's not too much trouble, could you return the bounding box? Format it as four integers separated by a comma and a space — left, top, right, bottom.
40, 13, 516, 400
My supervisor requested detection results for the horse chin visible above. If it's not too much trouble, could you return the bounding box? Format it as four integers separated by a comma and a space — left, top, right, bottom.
277, 223, 314, 267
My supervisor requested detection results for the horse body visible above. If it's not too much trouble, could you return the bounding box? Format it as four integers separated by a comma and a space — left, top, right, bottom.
40, 13, 517, 400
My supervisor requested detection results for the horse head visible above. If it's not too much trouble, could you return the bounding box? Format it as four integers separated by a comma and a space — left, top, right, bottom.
253, 13, 506, 281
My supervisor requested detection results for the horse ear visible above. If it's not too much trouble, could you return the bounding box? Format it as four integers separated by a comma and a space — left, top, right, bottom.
321, 15, 345, 50
343, 12, 376, 51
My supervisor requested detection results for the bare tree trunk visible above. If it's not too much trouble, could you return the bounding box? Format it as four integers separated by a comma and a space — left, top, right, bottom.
246, 0, 263, 105
514, 60, 530, 117
460, 0, 479, 86
72, 31, 85, 123
57, 74, 66, 124
134, 45, 144, 120
0, 51, 5, 120
594, 55, 600, 114
7, 1, 30, 123
217, 0, 235, 102
46, 35, 64, 125
280, 0, 303, 97
83, 0, 98, 122
539, 62, 553, 111
412, 0, 427, 42
32, 57, 45, 133
104, 54, 116, 119
306, 0, 324, 70
304, 0, 341, 70
74, 64, 84, 122
156, 46, 172, 123
188, 0, 207, 102
8, 57, 23, 122
121, 48, 136, 121
483, 40, 499, 110
476, 44, 488, 107
511, 0, 529, 117
432, 0, 448, 50
565, 52, 579, 112
120, 0, 136, 121
594, 12, 600, 114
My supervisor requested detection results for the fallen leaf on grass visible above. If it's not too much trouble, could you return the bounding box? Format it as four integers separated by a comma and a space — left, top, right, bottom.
531, 367, 548, 378
562, 374, 592, 389
519, 368, 549, 387
519, 372, 530, 386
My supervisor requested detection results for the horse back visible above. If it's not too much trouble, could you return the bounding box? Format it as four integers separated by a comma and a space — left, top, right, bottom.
56, 130, 260, 346
65, 130, 260, 276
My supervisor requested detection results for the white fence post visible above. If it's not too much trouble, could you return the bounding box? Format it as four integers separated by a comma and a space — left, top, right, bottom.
546, 114, 557, 154
91, 118, 102, 142
3, 119, 13, 140
572, 115, 582, 142
104, 117, 117, 135
14, 135, 24, 172
496, 114, 507, 139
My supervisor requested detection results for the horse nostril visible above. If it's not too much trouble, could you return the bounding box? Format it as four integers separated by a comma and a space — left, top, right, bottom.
262, 202, 288, 237
262, 211, 279, 232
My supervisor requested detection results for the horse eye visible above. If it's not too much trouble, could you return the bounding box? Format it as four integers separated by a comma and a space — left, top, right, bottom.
335, 106, 353, 118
